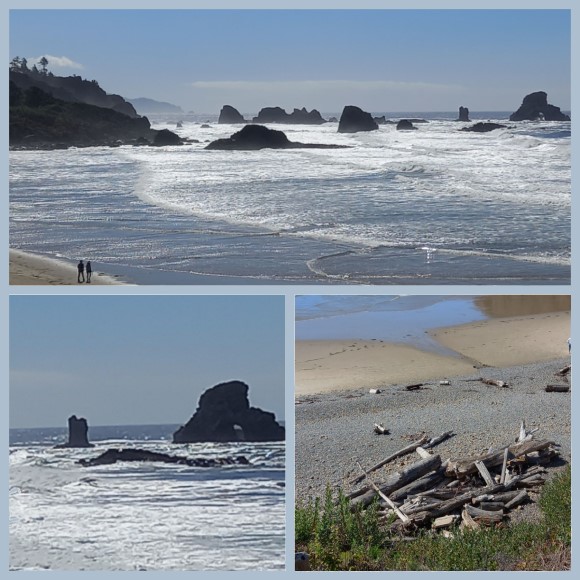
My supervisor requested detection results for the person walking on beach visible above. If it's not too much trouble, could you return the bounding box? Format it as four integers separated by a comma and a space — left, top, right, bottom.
86, 260, 92, 283
77, 260, 85, 283
568, 337, 571, 354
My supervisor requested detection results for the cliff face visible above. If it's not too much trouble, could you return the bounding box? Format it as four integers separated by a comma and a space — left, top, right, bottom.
10, 70, 139, 117
10, 79, 182, 149
173, 381, 285, 443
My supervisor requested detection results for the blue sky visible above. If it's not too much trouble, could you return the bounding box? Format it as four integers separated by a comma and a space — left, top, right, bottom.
10, 295, 285, 428
9, 9, 570, 113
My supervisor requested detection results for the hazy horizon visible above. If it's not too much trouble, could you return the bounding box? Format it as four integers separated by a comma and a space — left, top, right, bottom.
9, 9, 571, 114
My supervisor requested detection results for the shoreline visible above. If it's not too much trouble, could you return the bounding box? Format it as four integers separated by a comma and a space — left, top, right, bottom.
295, 311, 570, 397
295, 357, 571, 504
9, 249, 127, 286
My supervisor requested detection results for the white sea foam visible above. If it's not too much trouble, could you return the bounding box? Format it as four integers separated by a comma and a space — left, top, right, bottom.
9, 115, 570, 283
10, 439, 285, 571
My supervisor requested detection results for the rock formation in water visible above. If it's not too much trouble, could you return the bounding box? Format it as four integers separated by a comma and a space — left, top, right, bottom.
509, 92, 570, 122
373, 116, 387, 125
205, 124, 348, 151
153, 128, 183, 146
396, 119, 418, 131
173, 380, 285, 443
461, 122, 509, 133
251, 106, 326, 124
337, 106, 379, 133
218, 105, 246, 124
78, 448, 249, 467
457, 106, 470, 122
55, 415, 94, 448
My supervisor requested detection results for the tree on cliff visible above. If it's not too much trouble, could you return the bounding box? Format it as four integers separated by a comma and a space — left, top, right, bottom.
39, 56, 49, 75
10, 56, 29, 72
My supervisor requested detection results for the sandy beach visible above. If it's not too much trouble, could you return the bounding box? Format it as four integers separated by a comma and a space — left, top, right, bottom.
295, 306, 571, 505
296, 311, 570, 396
10, 249, 125, 285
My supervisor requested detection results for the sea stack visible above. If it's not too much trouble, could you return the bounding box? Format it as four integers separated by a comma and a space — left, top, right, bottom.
461, 122, 508, 133
457, 106, 470, 122
205, 125, 348, 150
55, 415, 94, 448
509, 92, 570, 122
251, 107, 326, 124
337, 106, 379, 133
396, 119, 418, 131
173, 380, 285, 443
218, 105, 246, 124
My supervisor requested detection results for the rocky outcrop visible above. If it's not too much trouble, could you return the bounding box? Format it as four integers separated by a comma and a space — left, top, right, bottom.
328, 117, 338, 123
251, 106, 326, 124
373, 116, 387, 125
55, 415, 94, 448
10, 69, 138, 118
153, 128, 183, 146
78, 448, 249, 467
457, 106, 470, 122
205, 125, 348, 151
173, 380, 285, 443
396, 119, 417, 131
509, 92, 570, 122
337, 106, 379, 133
218, 105, 246, 124
461, 122, 509, 133
9, 81, 182, 149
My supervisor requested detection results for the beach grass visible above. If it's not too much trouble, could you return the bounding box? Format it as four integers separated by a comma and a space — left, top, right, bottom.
295, 466, 571, 571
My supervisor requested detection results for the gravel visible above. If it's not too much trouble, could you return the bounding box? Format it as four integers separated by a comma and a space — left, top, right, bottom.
295, 358, 571, 504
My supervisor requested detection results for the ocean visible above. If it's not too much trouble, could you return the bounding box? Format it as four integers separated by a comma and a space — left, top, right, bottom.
9, 112, 570, 284
9, 424, 285, 571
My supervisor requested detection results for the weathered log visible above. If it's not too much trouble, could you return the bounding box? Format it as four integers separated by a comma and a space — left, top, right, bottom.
409, 487, 501, 525
356, 461, 410, 523
374, 423, 389, 435
464, 504, 504, 525
389, 470, 446, 502
504, 490, 529, 510
405, 383, 425, 391
350, 454, 442, 510
432, 514, 459, 529
473, 490, 521, 505
545, 384, 570, 392
350, 433, 429, 485
447, 439, 555, 477
416, 446, 432, 459
500, 447, 509, 484
556, 365, 571, 376
423, 430, 455, 449
478, 501, 505, 511
461, 507, 480, 530
475, 460, 495, 487
480, 378, 509, 388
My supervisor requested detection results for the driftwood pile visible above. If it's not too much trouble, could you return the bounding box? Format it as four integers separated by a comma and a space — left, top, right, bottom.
347, 422, 561, 533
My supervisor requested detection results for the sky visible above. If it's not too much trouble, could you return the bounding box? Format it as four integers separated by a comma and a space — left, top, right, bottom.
9, 9, 571, 113
10, 295, 285, 428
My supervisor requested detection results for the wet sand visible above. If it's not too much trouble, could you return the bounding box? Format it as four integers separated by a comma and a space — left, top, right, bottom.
9, 250, 125, 285
295, 311, 570, 396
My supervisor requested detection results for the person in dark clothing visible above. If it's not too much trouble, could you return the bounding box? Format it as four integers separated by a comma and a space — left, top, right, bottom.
86, 261, 92, 283
77, 260, 85, 283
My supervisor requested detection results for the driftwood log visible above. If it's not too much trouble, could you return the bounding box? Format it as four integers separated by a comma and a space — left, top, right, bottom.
342, 424, 562, 533
545, 384, 570, 393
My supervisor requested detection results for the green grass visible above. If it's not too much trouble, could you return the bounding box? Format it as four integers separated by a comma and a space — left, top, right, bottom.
295, 466, 571, 571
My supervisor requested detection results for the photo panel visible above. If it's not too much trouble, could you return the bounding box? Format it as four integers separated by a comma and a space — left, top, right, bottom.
9, 9, 570, 286
9, 294, 286, 571
294, 294, 571, 571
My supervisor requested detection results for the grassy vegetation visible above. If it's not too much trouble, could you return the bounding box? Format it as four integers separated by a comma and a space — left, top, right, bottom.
295, 466, 571, 571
